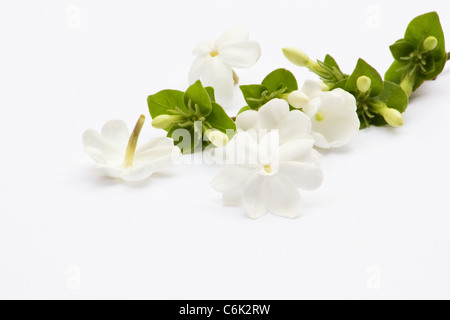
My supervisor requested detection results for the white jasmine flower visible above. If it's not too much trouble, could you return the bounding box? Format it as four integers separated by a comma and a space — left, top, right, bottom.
82, 115, 181, 181
289, 81, 360, 149
189, 27, 261, 104
235, 98, 322, 165
211, 131, 324, 219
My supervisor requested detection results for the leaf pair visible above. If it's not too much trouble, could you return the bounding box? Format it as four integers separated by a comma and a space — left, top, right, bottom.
334, 59, 408, 129
385, 12, 447, 95
148, 81, 236, 152
239, 69, 298, 113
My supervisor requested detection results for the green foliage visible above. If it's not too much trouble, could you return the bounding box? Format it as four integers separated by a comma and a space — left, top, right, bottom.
148, 81, 235, 153
385, 12, 447, 95
240, 68, 298, 111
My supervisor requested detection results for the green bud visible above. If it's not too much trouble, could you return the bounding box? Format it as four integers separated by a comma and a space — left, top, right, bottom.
372, 102, 404, 127
357, 76, 372, 94
205, 129, 229, 147
423, 36, 438, 52
152, 115, 183, 129
282, 47, 311, 67
287, 91, 309, 109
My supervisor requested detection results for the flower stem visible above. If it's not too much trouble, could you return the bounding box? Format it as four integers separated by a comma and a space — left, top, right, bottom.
400, 71, 415, 98
124, 115, 146, 167
232, 70, 240, 85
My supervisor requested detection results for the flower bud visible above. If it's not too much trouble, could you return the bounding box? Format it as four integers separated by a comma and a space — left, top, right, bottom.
287, 91, 309, 109
152, 115, 181, 129
423, 36, 438, 52
380, 107, 404, 127
205, 130, 229, 147
282, 47, 311, 67
357, 76, 372, 94
319, 82, 330, 92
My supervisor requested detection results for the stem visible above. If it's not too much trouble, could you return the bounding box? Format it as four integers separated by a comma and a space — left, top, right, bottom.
232, 70, 240, 85
123, 115, 146, 167
447, 52, 450, 61
400, 71, 415, 98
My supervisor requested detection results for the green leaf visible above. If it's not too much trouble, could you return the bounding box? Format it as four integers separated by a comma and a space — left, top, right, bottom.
346, 59, 384, 97
240, 84, 268, 110
205, 87, 216, 102
147, 89, 186, 119
324, 54, 343, 74
405, 12, 445, 50
237, 106, 252, 115
184, 80, 212, 117
385, 60, 407, 85
377, 81, 408, 113
331, 79, 347, 90
262, 68, 298, 93
390, 40, 416, 61
206, 102, 236, 133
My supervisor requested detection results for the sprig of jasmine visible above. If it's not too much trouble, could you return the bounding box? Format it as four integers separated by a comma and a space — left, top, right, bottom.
148, 80, 236, 153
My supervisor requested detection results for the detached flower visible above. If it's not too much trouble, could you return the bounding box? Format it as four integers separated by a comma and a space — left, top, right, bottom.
189, 27, 261, 104
211, 131, 324, 219
83, 115, 181, 181
290, 81, 360, 149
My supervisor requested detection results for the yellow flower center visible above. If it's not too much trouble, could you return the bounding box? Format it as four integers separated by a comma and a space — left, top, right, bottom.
210, 50, 219, 58
264, 165, 273, 174
315, 112, 325, 122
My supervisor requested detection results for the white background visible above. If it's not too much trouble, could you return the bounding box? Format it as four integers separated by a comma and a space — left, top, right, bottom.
0, 0, 449, 300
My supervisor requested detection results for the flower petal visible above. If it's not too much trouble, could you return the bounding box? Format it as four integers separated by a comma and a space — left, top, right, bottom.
279, 162, 324, 191
310, 90, 359, 149
279, 139, 316, 162
219, 41, 261, 68
192, 40, 216, 55
264, 175, 303, 219
101, 120, 130, 152
236, 110, 260, 132
211, 166, 257, 193
201, 59, 235, 103
302, 80, 323, 98
189, 55, 211, 84
278, 110, 312, 144
97, 164, 128, 179
82, 129, 123, 161
222, 192, 243, 207
242, 175, 268, 219
258, 99, 290, 130
122, 165, 156, 182
135, 137, 180, 170
225, 132, 261, 165
215, 27, 250, 49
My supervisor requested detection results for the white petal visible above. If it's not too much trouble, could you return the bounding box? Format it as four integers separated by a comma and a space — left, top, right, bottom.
303, 98, 320, 118
257, 131, 280, 166
311, 90, 359, 149
98, 164, 128, 179
215, 27, 250, 49
135, 138, 180, 170
101, 120, 130, 151
122, 165, 156, 182
302, 80, 323, 98
218, 41, 261, 68
236, 110, 260, 131
192, 40, 216, 55
278, 110, 312, 144
258, 99, 290, 130
264, 175, 303, 219
201, 59, 235, 103
188, 55, 211, 84
225, 132, 261, 166
222, 192, 243, 207
211, 166, 257, 193
279, 162, 324, 191
311, 132, 331, 149
82, 129, 123, 161
242, 175, 268, 219
279, 139, 315, 162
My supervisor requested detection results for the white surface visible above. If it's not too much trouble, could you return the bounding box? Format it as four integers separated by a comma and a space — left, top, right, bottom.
1, 0, 449, 300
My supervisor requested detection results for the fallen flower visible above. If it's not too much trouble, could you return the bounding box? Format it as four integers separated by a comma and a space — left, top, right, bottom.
189, 27, 261, 104
211, 131, 324, 219
82, 115, 181, 181
289, 81, 360, 149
